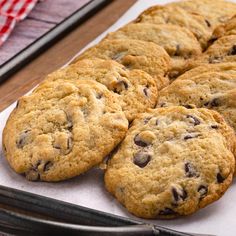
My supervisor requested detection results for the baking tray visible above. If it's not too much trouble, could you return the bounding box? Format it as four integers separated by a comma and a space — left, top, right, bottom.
0, 185, 194, 236
0, 0, 111, 84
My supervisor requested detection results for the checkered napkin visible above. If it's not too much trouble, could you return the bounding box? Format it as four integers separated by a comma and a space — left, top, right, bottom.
0, 0, 38, 46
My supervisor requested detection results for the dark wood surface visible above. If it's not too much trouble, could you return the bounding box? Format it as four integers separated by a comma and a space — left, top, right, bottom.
0, 0, 91, 65
0, 0, 137, 112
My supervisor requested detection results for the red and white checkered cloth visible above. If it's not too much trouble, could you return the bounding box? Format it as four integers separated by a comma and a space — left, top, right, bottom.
0, 0, 38, 46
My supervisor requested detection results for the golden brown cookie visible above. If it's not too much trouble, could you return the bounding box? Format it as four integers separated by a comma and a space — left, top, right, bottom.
105, 107, 235, 219
212, 15, 236, 40
106, 23, 201, 58
72, 39, 170, 90
46, 59, 158, 121
157, 71, 236, 136
168, 0, 236, 28
105, 23, 201, 79
135, 5, 212, 50
3, 80, 128, 182
186, 36, 236, 71
181, 62, 236, 81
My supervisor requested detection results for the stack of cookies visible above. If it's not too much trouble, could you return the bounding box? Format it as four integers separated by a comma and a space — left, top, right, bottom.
3, 0, 236, 219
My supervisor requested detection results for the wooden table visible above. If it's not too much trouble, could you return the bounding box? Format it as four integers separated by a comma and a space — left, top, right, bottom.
0, 0, 136, 112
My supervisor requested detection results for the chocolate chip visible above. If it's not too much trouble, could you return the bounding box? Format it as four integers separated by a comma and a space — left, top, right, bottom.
65, 137, 73, 154
54, 144, 61, 150
159, 208, 176, 216
26, 161, 41, 181
134, 134, 149, 147
43, 161, 53, 172
205, 19, 211, 27
217, 172, 225, 183
16, 130, 30, 149
96, 93, 102, 99
156, 119, 159, 125
211, 124, 218, 129
122, 81, 128, 90
133, 152, 151, 168
182, 190, 187, 200
228, 45, 236, 55
183, 104, 194, 109
198, 185, 208, 199
35, 160, 42, 168
174, 44, 180, 56
210, 98, 220, 107
187, 115, 200, 126
185, 162, 199, 177
144, 117, 152, 124
159, 102, 166, 107
172, 187, 187, 203
204, 98, 220, 107
143, 87, 149, 97
172, 189, 179, 202
67, 120, 73, 132
208, 56, 222, 64
67, 123, 73, 132
208, 37, 218, 45
53, 135, 73, 154
113, 80, 129, 94
25, 170, 39, 181
184, 135, 193, 140
184, 134, 200, 140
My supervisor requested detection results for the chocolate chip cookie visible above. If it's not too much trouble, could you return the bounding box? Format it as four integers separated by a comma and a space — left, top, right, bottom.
105, 106, 235, 218
72, 39, 170, 90
3, 80, 128, 182
105, 23, 201, 58
186, 36, 236, 70
212, 15, 236, 40
46, 59, 158, 121
168, 0, 236, 28
157, 72, 236, 137
181, 62, 236, 81
105, 23, 202, 79
135, 5, 212, 50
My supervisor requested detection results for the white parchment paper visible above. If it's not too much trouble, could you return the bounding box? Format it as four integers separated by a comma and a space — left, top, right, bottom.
1, 1, 236, 235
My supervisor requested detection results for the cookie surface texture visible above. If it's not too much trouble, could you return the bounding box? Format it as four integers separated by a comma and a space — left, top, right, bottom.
105, 107, 235, 218
212, 15, 236, 40
106, 23, 201, 79
157, 71, 236, 136
187, 35, 236, 70
46, 59, 158, 121
135, 5, 212, 50
106, 23, 201, 59
3, 80, 128, 182
168, 0, 236, 28
73, 39, 170, 90
180, 62, 236, 81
